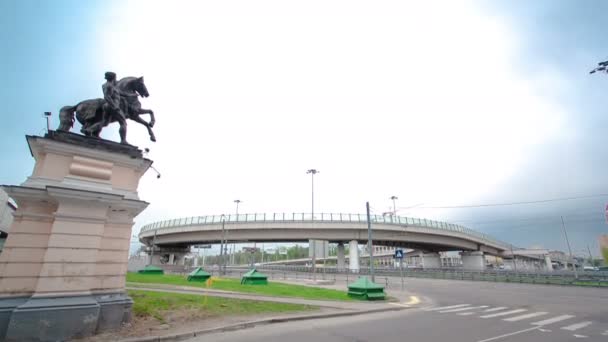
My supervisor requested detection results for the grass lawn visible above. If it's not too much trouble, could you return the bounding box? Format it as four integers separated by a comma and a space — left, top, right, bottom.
127, 273, 354, 301
129, 289, 315, 323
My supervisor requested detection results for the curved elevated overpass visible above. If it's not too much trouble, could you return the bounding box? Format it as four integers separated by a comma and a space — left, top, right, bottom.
139, 213, 512, 256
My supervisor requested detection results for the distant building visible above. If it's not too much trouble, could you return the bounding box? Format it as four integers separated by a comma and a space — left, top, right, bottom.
0, 189, 16, 253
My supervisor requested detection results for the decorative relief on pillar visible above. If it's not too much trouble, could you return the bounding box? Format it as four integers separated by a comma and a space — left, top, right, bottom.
69, 156, 113, 182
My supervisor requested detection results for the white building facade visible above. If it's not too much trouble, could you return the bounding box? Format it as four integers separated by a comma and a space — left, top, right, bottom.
0, 189, 16, 253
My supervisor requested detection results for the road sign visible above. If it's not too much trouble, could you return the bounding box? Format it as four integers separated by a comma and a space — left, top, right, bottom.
194, 245, 211, 249
242, 247, 259, 253
395, 249, 404, 259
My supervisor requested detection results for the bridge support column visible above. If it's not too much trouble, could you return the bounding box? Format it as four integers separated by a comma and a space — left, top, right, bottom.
420, 252, 441, 269
461, 251, 486, 271
337, 243, 345, 270
544, 255, 553, 272
168, 254, 175, 265
349, 240, 359, 272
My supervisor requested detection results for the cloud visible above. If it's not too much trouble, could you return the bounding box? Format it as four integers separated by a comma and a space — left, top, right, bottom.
92, 1, 606, 254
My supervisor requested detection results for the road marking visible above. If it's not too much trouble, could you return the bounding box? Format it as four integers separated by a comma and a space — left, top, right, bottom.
425, 304, 470, 311
404, 296, 420, 305
538, 328, 551, 332
503, 312, 548, 322
482, 307, 507, 312
573, 334, 588, 338
561, 321, 593, 331
476, 326, 539, 342
532, 315, 575, 326
440, 305, 488, 313
389, 303, 411, 308
458, 312, 475, 316
480, 309, 527, 318
602, 330, 608, 336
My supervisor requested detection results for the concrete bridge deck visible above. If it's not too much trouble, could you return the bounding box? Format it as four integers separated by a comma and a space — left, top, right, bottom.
139, 213, 511, 255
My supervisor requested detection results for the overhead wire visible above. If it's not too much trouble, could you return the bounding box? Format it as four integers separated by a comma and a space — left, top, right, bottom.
397, 193, 608, 209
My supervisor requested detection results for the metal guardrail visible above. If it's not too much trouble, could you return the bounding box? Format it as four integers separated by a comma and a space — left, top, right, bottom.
251, 265, 608, 287
139, 213, 511, 250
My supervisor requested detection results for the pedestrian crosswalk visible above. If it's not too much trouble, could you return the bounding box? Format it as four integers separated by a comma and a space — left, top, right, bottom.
423, 303, 596, 335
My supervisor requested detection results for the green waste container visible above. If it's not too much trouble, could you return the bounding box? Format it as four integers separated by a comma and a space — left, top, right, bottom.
240, 268, 268, 285
137, 265, 164, 275
187, 267, 211, 282
347, 276, 385, 300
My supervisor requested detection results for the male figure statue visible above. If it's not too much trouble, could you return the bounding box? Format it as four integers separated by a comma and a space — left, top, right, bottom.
102, 71, 129, 144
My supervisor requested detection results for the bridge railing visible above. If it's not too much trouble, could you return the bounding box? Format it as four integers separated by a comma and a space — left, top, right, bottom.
139, 213, 512, 250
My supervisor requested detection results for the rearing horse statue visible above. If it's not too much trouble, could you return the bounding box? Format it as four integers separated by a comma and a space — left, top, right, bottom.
57, 74, 156, 145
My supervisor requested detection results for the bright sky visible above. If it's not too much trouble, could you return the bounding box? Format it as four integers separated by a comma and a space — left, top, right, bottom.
1, 0, 608, 256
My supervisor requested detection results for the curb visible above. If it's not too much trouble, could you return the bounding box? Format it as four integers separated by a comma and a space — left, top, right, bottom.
118, 305, 407, 342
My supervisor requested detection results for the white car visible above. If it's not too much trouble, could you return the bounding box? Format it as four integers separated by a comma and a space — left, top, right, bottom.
583, 266, 599, 271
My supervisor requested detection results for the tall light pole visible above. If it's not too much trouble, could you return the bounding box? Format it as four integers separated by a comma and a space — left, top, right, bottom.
233, 200, 241, 265
366, 202, 375, 282
390, 196, 398, 217
307, 169, 319, 280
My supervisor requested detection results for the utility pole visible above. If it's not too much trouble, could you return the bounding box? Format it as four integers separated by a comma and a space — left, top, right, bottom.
366, 202, 375, 282
390, 196, 398, 216
307, 169, 319, 281
561, 216, 578, 279
587, 244, 594, 266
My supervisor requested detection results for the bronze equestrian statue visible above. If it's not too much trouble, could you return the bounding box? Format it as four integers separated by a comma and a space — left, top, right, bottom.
57, 71, 156, 145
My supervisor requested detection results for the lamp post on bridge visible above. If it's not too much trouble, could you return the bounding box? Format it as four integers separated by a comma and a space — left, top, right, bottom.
307, 169, 319, 281
390, 196, 398, 217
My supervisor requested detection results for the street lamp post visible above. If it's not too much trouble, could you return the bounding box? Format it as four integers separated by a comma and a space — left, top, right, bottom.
233, 200, 241, 265
366, 202, 375, 282
390, 196, 398, 216
307, 169, 319, 281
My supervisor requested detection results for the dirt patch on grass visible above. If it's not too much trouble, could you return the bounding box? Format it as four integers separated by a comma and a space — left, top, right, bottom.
76, 307, 336, 341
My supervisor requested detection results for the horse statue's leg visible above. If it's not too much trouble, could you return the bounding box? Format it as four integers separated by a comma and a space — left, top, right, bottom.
138, 108, 155, 127
130, 111, 156, 142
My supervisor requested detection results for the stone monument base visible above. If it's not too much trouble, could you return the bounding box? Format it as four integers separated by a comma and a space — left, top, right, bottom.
0, 131, 151, 341
0, 292, 132, 341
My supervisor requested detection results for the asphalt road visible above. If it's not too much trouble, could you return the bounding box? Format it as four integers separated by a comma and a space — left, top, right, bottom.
186, 275, 608, 342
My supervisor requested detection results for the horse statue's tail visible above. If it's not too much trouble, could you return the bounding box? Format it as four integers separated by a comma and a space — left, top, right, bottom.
57, 105, 76, 131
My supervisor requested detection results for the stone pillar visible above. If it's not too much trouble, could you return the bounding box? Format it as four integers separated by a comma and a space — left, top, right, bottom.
420, 252, 441, 269
337, 243, 345, 270
349, 240, 359, 272
544, 255, 553, 272
168, 253, 175, 265
461, 251, 486, 271
0, 132, 151, 341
